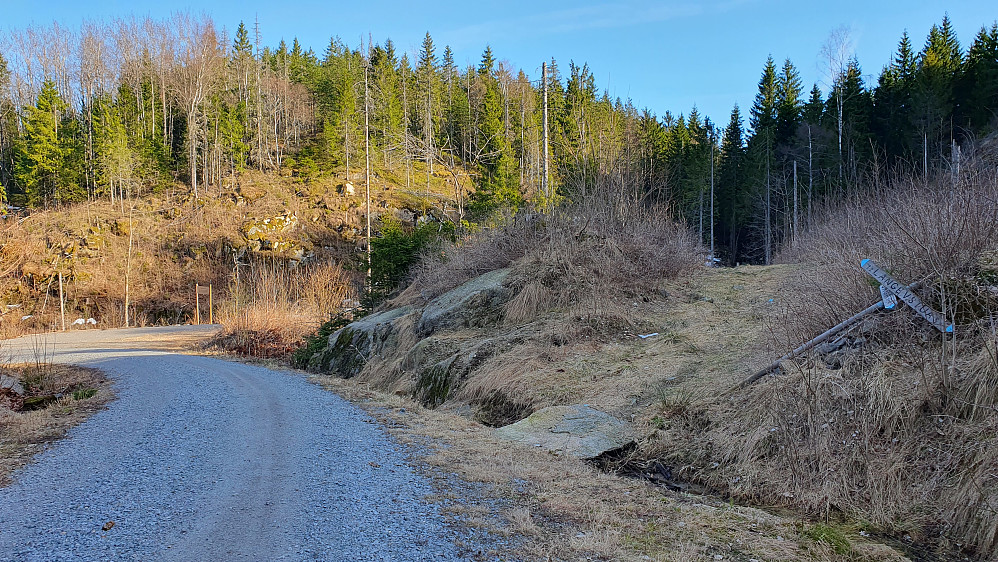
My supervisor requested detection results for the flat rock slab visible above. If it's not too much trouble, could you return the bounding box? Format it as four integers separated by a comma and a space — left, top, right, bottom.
495, 404, 636, 459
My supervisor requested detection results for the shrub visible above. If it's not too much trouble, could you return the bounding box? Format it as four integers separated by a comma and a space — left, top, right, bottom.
368, 216, 455, 304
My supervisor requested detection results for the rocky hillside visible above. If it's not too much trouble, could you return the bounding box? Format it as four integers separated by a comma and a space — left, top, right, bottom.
0, 162, 465, 341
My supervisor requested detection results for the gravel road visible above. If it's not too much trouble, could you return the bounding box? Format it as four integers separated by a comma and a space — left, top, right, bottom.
0, 327, 471, 561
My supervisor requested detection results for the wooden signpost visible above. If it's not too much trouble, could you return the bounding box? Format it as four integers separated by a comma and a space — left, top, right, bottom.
860, 259, 953, 333
195, 284, 213, 325
736, 258, 953, 389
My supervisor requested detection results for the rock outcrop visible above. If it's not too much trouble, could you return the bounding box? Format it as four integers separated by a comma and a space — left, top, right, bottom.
307, 306, 414, 377
0, 374, 25, 411
417, 268, 512, 335
306, 268, 517, 407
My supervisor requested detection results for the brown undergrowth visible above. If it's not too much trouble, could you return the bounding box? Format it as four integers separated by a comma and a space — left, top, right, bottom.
313, 375, 883, 562
205, 260, 359, 358
0, 362, 113, 486
395, 192, 700, 337
0, 168, 373, 340
652, 142, 998, 559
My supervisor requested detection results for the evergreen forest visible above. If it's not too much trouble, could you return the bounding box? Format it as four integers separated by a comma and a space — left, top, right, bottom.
1, 14, 996, 264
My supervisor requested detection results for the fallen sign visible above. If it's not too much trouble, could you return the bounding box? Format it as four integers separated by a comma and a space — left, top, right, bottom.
734, 259, 952, 390
860, 259, 953, 333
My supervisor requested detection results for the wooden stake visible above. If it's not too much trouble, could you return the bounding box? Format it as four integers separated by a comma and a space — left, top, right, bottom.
58, 272, 65, 332
208, 284, 213, 324
195, 286, 200, 325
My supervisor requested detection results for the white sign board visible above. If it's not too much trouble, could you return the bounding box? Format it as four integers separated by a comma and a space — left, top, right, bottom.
879, 285, 898, 309
861, 259, 953, 333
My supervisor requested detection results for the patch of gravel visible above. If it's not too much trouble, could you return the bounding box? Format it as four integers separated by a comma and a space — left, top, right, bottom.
0, 346, 476, 561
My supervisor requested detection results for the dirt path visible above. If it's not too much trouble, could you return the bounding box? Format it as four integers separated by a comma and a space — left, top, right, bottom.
0, 327, 474, 561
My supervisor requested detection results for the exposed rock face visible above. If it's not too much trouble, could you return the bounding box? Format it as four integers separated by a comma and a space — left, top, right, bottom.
306, 268, 517, 407
241, 213, 300, 253
307, 307, 414, 377
417, 268, 512, 336
494, 404, 636, 459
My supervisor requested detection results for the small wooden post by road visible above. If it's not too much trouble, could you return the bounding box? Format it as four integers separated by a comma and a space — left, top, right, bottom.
195, 284, 213, 325
58, 272, 66, 332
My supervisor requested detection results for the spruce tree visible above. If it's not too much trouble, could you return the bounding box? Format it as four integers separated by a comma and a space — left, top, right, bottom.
470, 49, 519, 214
17, 80, 70, 206
716, 105, 745, 262
915, 16, 964, 162
957, 23, 998, 134
775, 59, 803, 149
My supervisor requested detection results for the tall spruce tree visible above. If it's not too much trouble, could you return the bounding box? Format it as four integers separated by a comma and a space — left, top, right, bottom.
957, 23, 998, 134
716, 105, 745, 262
915, 16, 964, 164
775, 59, 803, 149
17, 80, 76, 206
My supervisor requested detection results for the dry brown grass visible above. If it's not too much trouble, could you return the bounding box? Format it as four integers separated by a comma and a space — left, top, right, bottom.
0, 170, 366, 342
0, 363, 113, 486
313, 374, 900, 561
395, 190, 701, 337
208, 261, 360, 357
651, 141, 998, 559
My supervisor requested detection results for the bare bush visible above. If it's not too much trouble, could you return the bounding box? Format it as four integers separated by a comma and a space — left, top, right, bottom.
210, 261, 359, 358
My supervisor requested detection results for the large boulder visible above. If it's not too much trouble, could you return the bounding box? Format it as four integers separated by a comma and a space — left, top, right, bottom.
417, 268, 513, 335
307, 307, 414, 377
494, 404, 636, 460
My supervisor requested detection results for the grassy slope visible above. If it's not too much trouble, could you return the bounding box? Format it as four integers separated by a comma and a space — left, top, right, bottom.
319, 263, 914, 561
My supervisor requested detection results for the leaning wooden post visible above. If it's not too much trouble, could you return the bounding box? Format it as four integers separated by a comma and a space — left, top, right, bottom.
734, 299, 887, 390
733, 258, 952, 391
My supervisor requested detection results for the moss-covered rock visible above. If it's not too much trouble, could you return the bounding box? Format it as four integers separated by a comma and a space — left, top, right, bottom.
307, 306, 414, 377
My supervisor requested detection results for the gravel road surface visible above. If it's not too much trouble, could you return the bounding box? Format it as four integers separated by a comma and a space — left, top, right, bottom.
0, 327, 470, 561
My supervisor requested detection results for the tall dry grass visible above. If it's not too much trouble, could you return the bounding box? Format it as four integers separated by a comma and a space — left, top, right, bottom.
688, 139, 998, 558
210, 260, 360, 357
395, 187, 701, 336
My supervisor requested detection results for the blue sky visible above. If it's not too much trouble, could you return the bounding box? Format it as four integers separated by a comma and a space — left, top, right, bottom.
4, 1, 995, 126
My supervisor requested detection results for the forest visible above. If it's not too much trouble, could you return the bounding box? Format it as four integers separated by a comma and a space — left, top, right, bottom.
1, 14, 996, 264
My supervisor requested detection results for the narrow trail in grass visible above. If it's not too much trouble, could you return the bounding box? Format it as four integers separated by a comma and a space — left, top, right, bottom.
0, 327, 473, 561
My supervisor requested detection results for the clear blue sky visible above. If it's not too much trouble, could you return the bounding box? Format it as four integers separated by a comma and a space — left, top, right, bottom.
4, 1, 995, 126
